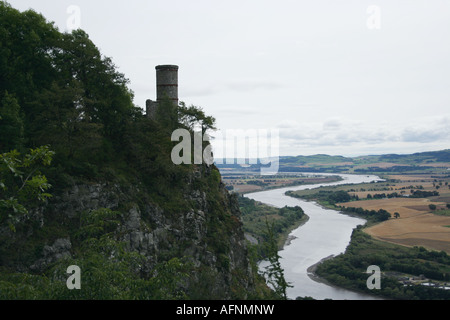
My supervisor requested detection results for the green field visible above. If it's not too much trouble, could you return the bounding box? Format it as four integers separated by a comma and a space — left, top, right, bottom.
288, 181, 395, 198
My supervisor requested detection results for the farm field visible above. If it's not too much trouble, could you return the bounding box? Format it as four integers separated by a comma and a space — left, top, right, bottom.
338, 197, 450, 253
221, 173, 342, 194
337, 174, 450, 253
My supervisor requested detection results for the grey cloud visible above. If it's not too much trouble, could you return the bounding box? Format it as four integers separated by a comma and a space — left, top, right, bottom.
279, 123, 401, 149
276, 120, 300, 129
401, 128, 448, 143
225, 80, 285, 93
182, 86, 219, 97
323, 119, 342, 131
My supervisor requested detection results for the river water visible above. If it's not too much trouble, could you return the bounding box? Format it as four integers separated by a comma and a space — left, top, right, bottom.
245, 173, 384, 300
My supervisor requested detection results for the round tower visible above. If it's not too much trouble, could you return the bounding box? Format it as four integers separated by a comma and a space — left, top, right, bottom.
156, 65, 179, 106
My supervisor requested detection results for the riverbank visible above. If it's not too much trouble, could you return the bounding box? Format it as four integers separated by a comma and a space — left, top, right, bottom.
246, 173, 384, 300
306, 255, 335, 286
280, 215, 309, 249
282, 196, 383, 299
238, 196, 308, 250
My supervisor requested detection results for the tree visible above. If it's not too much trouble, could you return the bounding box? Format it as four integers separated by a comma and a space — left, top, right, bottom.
0, 146, 54, 231
178, 102, 217, 135
394, 212, 400, 219
0, 92, 24, 152
55, 30, 135, 140
428, 204, 437, 211
0, 3, 135, 166
262, 220, 292, 300
327, 190, 351, 204
32, 81, 104, 162
0, 3, 61, 137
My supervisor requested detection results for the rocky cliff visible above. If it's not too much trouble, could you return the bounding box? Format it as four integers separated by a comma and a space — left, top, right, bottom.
0, 163, 256, 299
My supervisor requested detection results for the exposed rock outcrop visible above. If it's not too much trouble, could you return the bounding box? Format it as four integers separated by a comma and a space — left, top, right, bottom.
30, 238, 72, 272
18, 165, 254, 299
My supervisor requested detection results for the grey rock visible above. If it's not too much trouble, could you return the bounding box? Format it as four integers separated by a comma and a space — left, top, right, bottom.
21, 165, 255, 298
30, 238, 72, 272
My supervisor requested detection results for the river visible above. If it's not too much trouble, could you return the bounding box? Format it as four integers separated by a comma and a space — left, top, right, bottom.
245, 173, 384, 300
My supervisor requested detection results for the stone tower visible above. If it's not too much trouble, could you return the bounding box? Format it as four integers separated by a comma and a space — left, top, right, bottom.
146, 65, 179, 118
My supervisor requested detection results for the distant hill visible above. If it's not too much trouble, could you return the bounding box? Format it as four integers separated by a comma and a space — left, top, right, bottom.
216, 150, 450, 174
356, 149, 450, 164
281, 154, 353, 165
282, 149, 450, 165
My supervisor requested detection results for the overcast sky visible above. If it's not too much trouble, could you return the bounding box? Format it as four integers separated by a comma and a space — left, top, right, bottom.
8, 0, 450, 157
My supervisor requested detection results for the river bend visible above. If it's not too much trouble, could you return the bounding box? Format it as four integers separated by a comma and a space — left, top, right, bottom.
245, 173, 384, 300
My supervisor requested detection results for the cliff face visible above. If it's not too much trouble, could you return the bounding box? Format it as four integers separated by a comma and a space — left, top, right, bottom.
1, 164, 254, 299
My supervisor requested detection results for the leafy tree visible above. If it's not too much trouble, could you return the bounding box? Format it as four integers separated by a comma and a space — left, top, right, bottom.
178, 102, 217, 135
0, 146, 54, 231
0, 92, 24, 152
0, 2, 60, 132
54, 30, 135, 140
429, 204, 437, 211
148, 258, 190, 300
32, 81, 103, 162
262, 220, 292, 300
327, 190, 351, 204
0, 3, 136, 171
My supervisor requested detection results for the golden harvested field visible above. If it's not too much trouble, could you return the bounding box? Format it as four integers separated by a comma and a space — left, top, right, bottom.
233, 184, 262, 193
338, 198, 450, 253
417, 162, 450, 168
366, 213, 450, 253
339, 197, 445, 217
386, 174, 439, 182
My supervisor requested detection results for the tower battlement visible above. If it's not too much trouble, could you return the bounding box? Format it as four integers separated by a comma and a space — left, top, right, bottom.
146, 65, 179, 118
